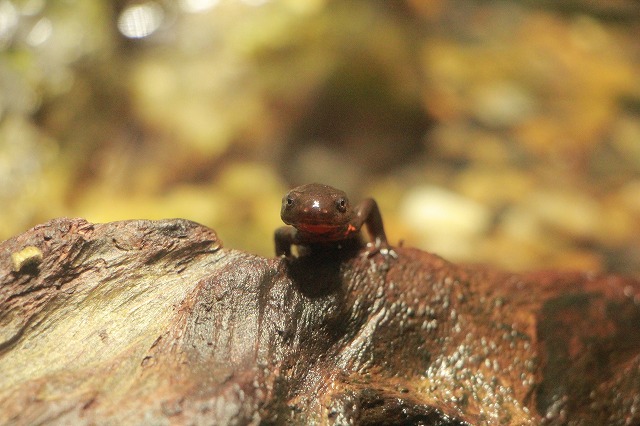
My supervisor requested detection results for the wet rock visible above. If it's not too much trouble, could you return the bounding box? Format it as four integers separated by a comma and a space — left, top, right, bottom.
0, 217, 639, 424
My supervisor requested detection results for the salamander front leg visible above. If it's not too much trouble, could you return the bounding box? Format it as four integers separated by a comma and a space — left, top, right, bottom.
354, 199, 396, 259
274, 226, 297, 257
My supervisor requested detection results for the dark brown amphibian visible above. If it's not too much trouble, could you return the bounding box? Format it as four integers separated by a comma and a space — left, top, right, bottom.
274, 183, 392, 257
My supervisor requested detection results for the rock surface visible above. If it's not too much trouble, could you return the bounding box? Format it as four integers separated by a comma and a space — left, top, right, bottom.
0, 218, 638, 425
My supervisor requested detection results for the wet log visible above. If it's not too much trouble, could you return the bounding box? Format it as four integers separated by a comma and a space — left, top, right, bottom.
0, 218, 638, 425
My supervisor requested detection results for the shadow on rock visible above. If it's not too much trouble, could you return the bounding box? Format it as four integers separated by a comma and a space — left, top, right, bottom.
285, 240, 362, 299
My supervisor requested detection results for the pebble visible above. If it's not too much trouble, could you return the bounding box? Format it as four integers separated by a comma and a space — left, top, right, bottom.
526, 190, 601, 240
400, 185, 492, 258
619, 181, 640, 213
611, 117, 640, 172
499, 207, 540, 245
471, 82, 535, 128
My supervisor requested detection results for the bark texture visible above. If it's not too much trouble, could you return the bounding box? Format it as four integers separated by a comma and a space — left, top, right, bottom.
0, 218, 638, 425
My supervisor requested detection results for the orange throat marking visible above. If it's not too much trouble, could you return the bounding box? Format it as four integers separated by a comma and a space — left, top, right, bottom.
296, 223, 343, 234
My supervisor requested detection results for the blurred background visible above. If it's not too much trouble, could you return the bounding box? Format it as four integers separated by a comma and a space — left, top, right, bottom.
1, 0, 639, 276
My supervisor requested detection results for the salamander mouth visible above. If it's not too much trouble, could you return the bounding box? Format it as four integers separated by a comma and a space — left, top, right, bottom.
295, 223, 344, 234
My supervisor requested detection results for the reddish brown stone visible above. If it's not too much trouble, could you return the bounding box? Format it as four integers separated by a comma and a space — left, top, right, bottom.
0, 218, 638, 424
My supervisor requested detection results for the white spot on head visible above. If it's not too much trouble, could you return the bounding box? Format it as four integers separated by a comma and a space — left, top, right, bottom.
312, 200, 320, 208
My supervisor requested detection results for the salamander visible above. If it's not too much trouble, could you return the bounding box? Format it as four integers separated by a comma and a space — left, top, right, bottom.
274, 183, 393, 258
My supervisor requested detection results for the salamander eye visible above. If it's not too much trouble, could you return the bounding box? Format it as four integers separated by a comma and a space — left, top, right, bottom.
284, 195, 294, 208
336, 198, 347, 213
